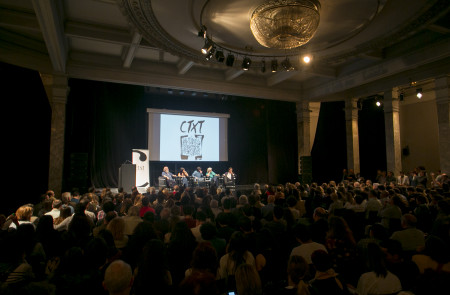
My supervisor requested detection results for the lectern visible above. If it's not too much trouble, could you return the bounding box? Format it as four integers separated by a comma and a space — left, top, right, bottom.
119, 164, 136, 193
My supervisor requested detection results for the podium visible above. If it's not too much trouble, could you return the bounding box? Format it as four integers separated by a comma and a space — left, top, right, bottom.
119, 164, 136, 193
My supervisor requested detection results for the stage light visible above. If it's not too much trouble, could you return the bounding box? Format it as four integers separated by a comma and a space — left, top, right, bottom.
416, 88, 423, 99
198, 25, 207, 38
261, 60, 266, 73
225, 54, 235, 67
281, 57, 294, 71
303, 55, 311, 63
271, 59, 278, 72
376, 101, 381, 107
242, 57, 251, 71
205, 47, 215, 60
215, 50, 224, 62
201, 39, 213, 54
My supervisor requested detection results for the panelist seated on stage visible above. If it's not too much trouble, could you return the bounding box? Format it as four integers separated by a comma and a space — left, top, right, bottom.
162, 166, 176, 187
192, 166, 204, 180
223, 167, 236, 186
177, 167, 189, 187
206, 167, 219, 186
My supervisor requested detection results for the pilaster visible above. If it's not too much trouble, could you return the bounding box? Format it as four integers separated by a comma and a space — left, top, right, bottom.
435, 76, 450, 174
384, 88, 402, 175
40, 73, 69, 197
344, 98, 360, 174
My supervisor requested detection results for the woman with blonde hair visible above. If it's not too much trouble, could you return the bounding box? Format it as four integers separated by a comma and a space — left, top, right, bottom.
107, 216, 128, 249
133, 194, 143, 208
235, 263, 262, 295
9, 205, 34, 230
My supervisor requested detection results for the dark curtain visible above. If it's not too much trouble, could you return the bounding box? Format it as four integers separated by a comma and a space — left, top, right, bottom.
311, 101, 347, 184
65, 79, 298, 191
358, 97, 387, 181
1, 62, 51, 215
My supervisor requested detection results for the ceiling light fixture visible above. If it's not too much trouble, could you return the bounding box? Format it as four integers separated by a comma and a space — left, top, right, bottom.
303, 55, 311, 63
198, 25, 207, 38
416, 88, 423, 99
250, 0, 321, 49
242, 57, 251, 71
201, 39, 213, 55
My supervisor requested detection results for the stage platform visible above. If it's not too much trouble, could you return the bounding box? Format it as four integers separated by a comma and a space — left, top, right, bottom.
107, 184, 255, 195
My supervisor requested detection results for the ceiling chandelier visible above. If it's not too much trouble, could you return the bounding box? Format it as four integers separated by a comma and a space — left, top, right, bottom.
250, 0, 321, 49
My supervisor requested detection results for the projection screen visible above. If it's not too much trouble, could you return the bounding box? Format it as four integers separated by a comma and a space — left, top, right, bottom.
147, 108, 229, 161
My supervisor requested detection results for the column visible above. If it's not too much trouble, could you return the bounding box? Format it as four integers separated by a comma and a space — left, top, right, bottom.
344, 98, 360, 174
296, 101, 311, 175
384, 88, 402, 175
41, 73, 69, 197
435, 76, 450, 174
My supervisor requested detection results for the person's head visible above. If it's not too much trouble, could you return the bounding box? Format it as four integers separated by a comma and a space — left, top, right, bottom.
287, 255, 309, 286
106, 217, 125, 241
200, 222, 218, 240
16, 205, 33, 221
313, 207, 327, 221
142, 196, 150, 207
190, 241, 218, 273
366, 242, 388, 278
293, 223, 312, 243
311, 250, 333, 272
401, 213, 417, 229
235, 263, 262, 295
127, 205, 140, 217
228, 167, 233, 173
239, 195, 248, 206
52, 199, 62, 209
207, 167, 212, 173
163, 166, 169, 173
103, 260, 133, 295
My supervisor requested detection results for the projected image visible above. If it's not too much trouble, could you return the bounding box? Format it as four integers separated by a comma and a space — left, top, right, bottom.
160, 114, 219, 161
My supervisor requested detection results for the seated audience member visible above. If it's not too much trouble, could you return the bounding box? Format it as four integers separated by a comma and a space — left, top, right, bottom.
45, 199, 62, 221
218, 231, 255, 290
390, 213, 425, 253
290, 223, 327, 265
103, 260, 134, 295
200, 222, 227, 259
191, 211, 207, 242
278, 255, 310, 295
8, 205, 35, 230
380, 239, 420, 293
132, 239, 173, 295
53, 205, 72, 226
139, 196, 155, 218
179, 270, 219, 295
185, 241, 219, 278
122, 206, 143, 236
354, 243, 402, 295
310, 207, 329, 245
107, 216, 128, 249
235, 263, 262, 295
261, 194, 276, 221
308, 250, 348, 295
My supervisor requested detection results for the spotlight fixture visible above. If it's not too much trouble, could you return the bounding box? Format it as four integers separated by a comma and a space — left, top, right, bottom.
225, 54, 235, 67
242, 57, 251, 71
416, 88, 423, 99
198, 25, 207, 38
281, 57, 294, 71
215, 50, 224, 62
201, 39, 213, 54
205, 47, 215, 60
302, 55, 311, 63
271, 59, 278, 72
376, 100, 381, 107
261, 60, 266, 73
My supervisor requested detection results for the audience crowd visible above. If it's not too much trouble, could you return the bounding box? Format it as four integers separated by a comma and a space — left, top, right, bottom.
0, 169, 449, 295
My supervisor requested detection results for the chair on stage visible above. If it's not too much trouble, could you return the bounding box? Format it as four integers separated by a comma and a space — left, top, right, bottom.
158, 176, 167, 189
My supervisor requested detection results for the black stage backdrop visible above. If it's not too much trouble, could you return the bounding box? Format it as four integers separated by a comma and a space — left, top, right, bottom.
1, 62, 51, 215
65, 79, 298, 190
